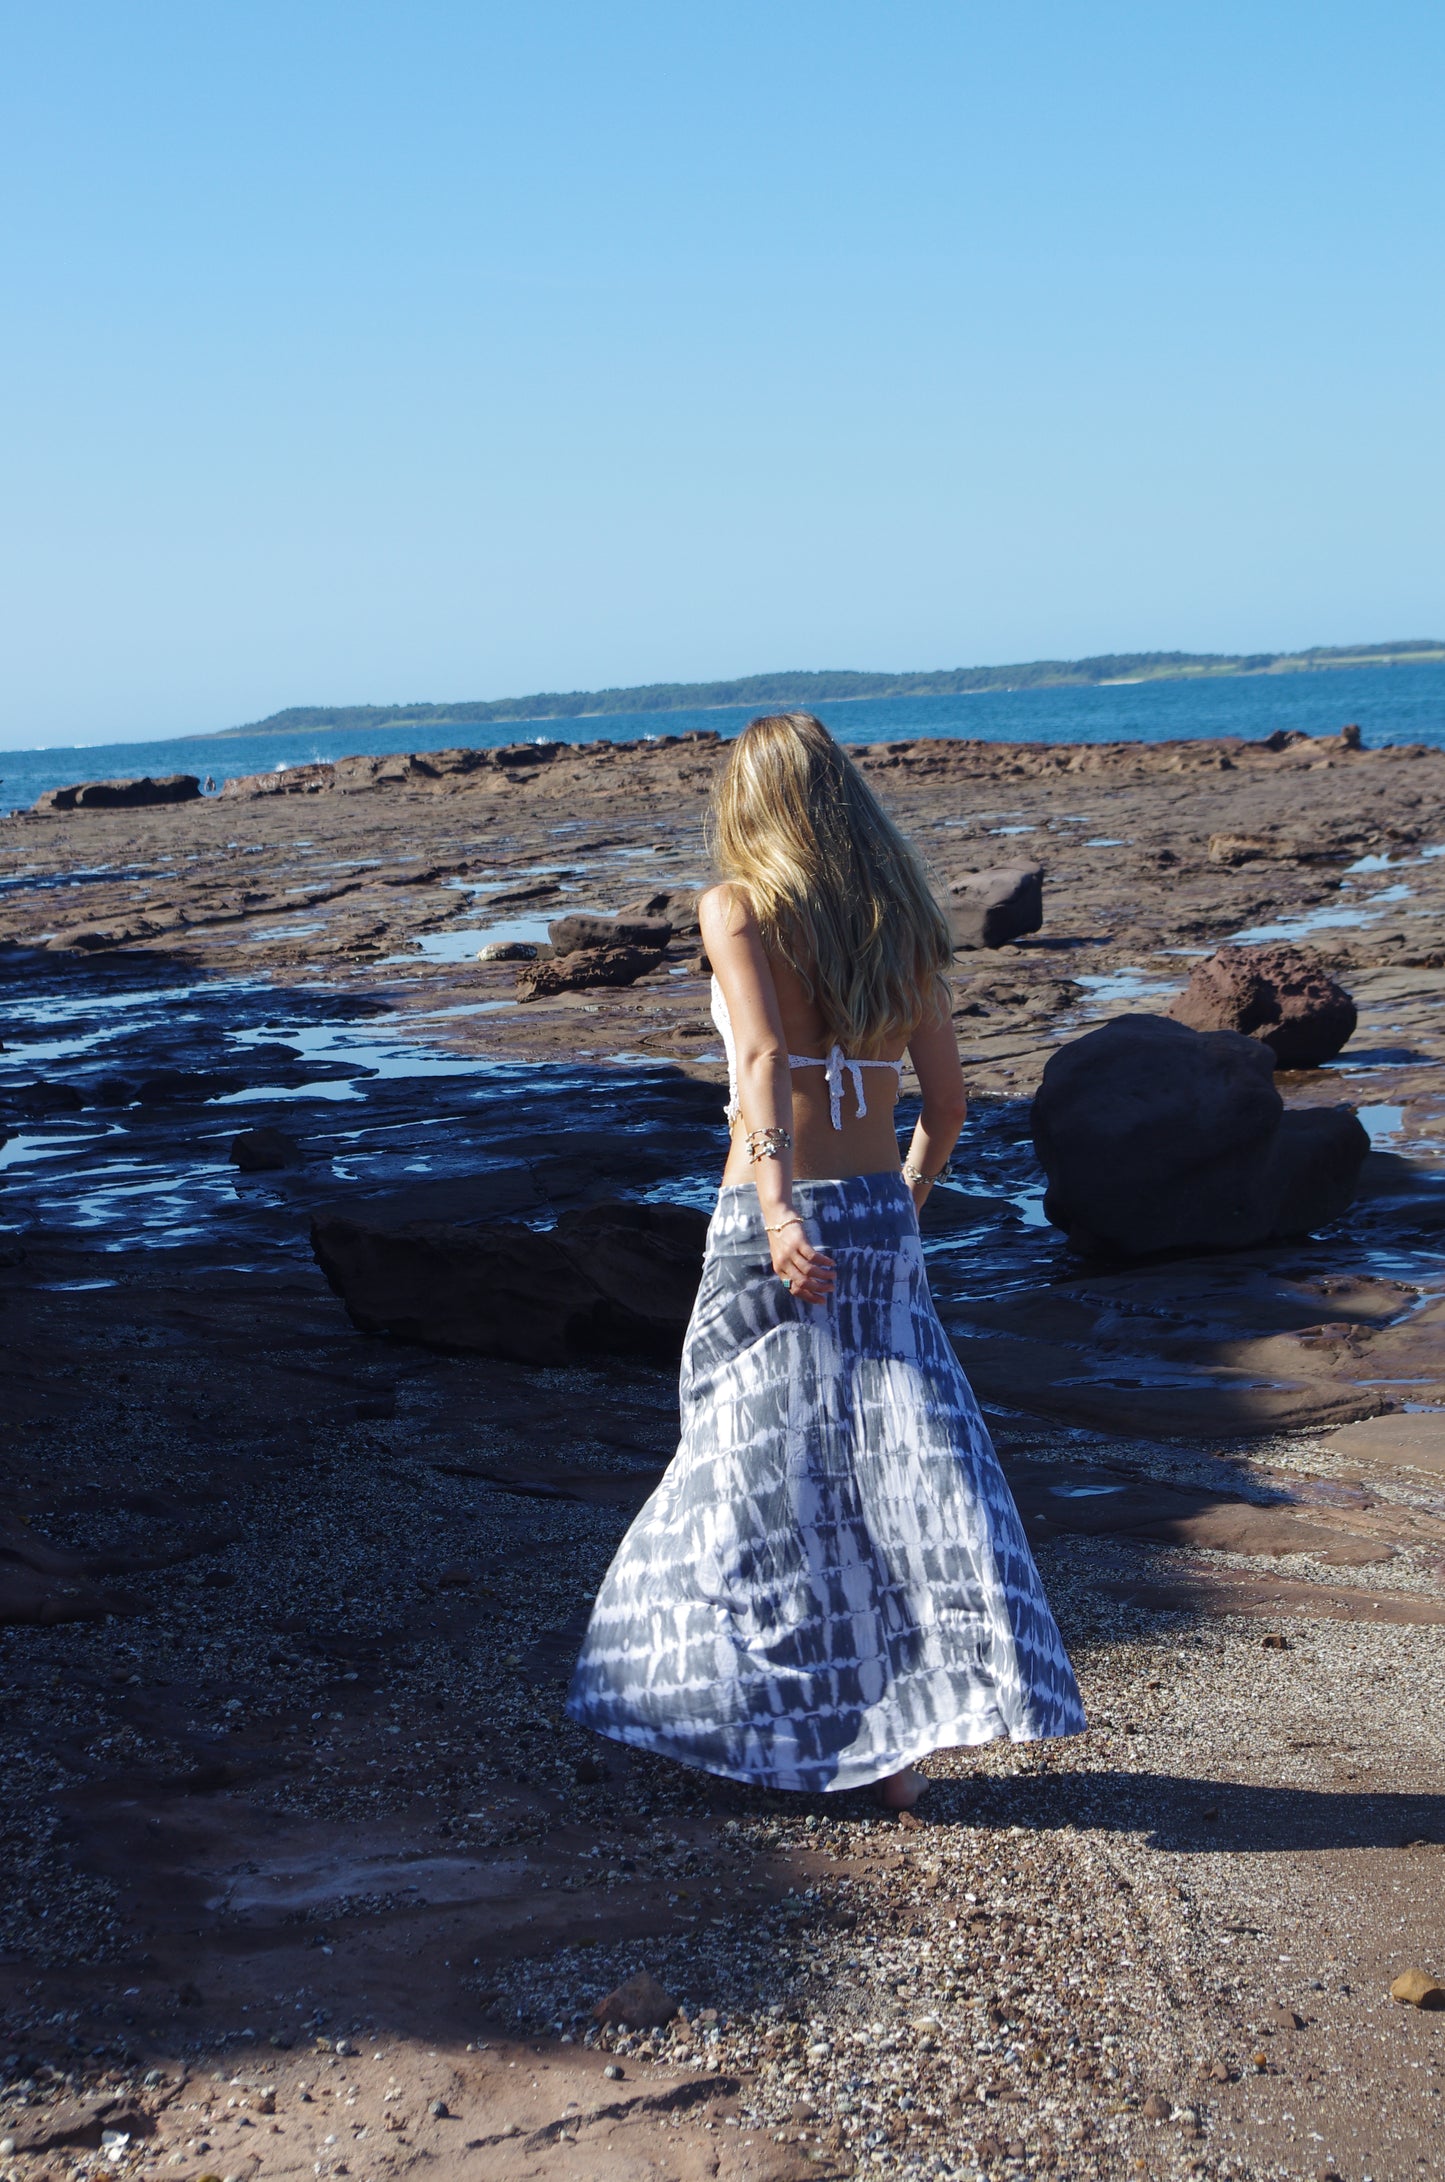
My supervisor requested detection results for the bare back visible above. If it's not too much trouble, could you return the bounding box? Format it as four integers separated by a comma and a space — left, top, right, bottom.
700, 883, 964, 1187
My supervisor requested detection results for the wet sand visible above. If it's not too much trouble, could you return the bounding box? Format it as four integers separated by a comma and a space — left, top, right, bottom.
3, 726, 1445, 2182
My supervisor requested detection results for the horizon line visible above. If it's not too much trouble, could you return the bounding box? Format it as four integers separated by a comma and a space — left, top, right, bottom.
5, 637, 1444, 754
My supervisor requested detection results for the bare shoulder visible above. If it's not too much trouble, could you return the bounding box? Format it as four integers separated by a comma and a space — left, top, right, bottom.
697, 882, 757, 942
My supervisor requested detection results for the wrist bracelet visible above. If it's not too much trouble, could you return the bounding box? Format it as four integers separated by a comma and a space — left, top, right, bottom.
902, 1156, 953, 1188
764, 1215, 803, 1234
746, 1126, 793, 1165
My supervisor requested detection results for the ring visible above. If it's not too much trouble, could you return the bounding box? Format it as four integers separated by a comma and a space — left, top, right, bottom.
781, 1276, 791, 1290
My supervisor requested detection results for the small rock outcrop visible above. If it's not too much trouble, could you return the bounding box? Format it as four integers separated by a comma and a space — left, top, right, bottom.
592, 1970, 680, 2029
516, 942, 664, 1002
617, 888, 701, 938
229, 1127, 304, 1173
948, 865, 1043, 950
310, 1196, 708, 1363
33, 774, 201, 813
1168, 943, 1357, 1067
548, 912, 674, 955
1031, 1014, 1369, 1257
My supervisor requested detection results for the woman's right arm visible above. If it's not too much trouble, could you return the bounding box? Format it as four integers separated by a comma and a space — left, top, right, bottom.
902, 996, 968, 1213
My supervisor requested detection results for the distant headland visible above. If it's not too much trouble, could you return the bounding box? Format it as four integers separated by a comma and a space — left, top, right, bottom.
210, 638, 1445, 741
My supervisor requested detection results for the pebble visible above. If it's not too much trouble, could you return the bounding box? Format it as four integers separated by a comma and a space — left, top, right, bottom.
603, 2064, 623, 2080
1142, 2091, 1172, 2119
429, 2098, 449, 2118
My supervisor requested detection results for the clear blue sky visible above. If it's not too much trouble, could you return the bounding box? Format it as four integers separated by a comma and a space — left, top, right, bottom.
2, 1, 1441, 747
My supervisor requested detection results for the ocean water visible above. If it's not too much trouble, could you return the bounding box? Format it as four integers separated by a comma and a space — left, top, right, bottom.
3, 658, 1443, 813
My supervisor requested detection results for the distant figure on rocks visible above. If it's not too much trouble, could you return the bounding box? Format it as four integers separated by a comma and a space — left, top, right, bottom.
567, 712, 1084, 1808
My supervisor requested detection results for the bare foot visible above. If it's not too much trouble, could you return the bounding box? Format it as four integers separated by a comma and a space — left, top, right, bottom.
875, 1766, 929, 1810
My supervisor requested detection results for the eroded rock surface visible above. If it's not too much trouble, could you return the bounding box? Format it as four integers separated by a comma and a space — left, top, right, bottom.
516, 942, 666, 1001
1169, 941, 1358, 1066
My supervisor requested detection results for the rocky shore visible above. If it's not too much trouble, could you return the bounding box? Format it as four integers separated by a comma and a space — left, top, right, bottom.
3, 724, 1445, 2182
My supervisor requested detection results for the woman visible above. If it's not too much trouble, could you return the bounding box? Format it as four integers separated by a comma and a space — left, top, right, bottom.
567, 713, 1083, 1807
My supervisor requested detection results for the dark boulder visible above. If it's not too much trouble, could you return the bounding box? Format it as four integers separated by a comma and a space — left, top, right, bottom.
1168, 943, 1357, 1067
312, 1218, 594, 1363
310, 1196, 709, 1364
1266, 1105, 1372, 1237
948, 865, 1043, 950
548, 912, 674, 955
33, 774, 201, 813
229, 1127, 304, 1173
1031, 1014, 1369, 1258
516, 942, 664, 1001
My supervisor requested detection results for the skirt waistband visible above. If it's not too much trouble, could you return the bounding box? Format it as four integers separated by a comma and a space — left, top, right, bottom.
710, 1170, 915, 1252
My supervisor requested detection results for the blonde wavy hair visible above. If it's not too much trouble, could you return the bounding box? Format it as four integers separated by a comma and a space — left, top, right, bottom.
710, 712, 952, 1054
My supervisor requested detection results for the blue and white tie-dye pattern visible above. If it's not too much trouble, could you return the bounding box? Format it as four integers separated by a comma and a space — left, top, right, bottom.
567, 1171, 1085, 1792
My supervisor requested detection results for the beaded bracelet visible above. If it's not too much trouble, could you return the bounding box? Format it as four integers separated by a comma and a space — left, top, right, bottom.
746, 1125, 793, 1164
902, 1156, 954, 1188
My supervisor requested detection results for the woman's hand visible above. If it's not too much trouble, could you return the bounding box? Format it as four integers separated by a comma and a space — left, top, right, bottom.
769, 1217, 836, 1304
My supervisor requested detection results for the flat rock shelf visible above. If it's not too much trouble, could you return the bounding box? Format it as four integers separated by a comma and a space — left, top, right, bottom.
2, 724, 1445, 2182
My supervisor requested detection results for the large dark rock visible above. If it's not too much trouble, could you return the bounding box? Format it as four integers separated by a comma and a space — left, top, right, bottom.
553, 1200, 711, 1349
948, 865, 1043, 950
310, 1196, 709, 1363
548, 912, 674, 955
1031, 1014, 1369, 1257
1168, 943, 1357, 1067
33, 774, 201, 813
1266, 1105, 1373, 1237
516, 942, 664, 1001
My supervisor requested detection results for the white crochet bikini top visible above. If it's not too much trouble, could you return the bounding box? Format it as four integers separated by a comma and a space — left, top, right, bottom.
710, 975, 904, 1131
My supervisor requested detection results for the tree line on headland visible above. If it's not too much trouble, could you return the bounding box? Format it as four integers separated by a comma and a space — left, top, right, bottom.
214, 638, 1445, 740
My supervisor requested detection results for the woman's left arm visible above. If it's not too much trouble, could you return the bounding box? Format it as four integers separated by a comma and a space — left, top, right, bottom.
699, 886, 835, 1304
902, 997, 968, 1213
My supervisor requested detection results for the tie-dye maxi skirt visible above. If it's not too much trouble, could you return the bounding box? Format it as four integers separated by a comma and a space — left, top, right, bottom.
566, 1171, 1085, 1793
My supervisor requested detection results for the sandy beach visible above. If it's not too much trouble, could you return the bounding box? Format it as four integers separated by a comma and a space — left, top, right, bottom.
3, 724, 1445, 2182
